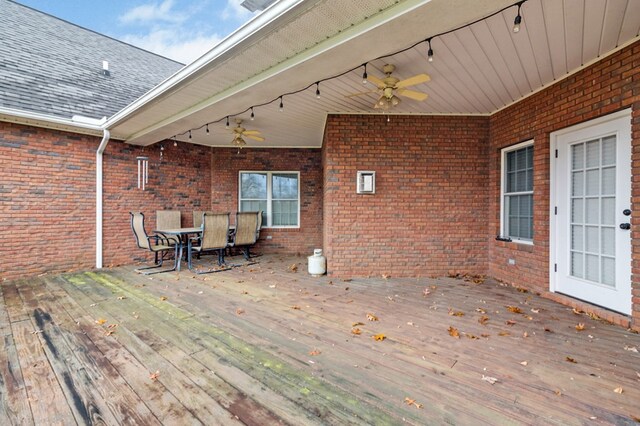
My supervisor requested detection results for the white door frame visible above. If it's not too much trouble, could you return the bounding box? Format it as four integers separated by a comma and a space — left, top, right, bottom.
549, 108, 632, 313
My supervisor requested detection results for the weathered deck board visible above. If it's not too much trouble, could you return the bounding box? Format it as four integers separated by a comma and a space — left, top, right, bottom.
0, 334, 33, 425
1, 255, 639, 425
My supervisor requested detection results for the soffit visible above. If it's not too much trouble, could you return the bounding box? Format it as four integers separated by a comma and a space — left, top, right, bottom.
108, 0, 640, 149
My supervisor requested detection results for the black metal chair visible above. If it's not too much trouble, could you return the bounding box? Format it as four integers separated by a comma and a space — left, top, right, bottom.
130, 212, 178, 274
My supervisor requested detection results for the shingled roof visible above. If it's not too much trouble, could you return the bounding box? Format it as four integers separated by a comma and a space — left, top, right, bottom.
0, 0, 184, 120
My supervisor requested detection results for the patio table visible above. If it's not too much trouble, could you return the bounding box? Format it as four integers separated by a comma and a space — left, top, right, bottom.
153, 227, 202, 271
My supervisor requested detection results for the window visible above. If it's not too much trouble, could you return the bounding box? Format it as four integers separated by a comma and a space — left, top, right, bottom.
501, 141, 534, 243
239, 171, 299, 227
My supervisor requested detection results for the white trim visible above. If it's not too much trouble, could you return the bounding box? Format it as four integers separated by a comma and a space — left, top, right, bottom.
96, 129, 111, 269
500, 139, 534, 245
238, 170, 301, 229
0, 106, 104, 136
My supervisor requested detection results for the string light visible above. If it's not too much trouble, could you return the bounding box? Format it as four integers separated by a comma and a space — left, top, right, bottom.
513, 1, 523, 33
172, 0, 526, 141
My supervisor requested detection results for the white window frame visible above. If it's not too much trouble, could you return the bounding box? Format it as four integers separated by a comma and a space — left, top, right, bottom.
500, 140, 534, 245
238, 171, 300, 229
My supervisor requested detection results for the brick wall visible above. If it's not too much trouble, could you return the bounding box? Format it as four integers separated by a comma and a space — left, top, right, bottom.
489, 41, 640, 329
322, 114, 490, 278
210, 148, 323, 255
0, 123, 211, 279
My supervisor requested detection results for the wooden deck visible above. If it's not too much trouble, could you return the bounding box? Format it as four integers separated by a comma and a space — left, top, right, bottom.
1, 254, 639, 425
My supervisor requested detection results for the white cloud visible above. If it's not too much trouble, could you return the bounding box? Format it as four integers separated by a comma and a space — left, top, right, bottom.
121, 29, 222, 64
222, 0, 253, 21
119, 0, 186, 24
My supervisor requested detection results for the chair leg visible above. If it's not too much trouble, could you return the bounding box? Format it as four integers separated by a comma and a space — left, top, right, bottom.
136, 247, 177, 274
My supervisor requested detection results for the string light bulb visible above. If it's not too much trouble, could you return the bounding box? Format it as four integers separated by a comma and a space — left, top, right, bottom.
427, 38, 434, 62
225, 116, 230, 128
513, 1, 523, 33
250, 107, 255, 121
279, 96, 284, 112
362, 63, 368, 84
206, 123, 209, 134
315, 82, 321, 99
188, 130, 192, 140
173, 137, 177, 146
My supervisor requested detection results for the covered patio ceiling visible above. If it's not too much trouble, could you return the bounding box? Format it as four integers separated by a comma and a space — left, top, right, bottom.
106, 0, 640, 149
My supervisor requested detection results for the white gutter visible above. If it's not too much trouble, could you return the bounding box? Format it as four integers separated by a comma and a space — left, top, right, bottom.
96, 129, 110, 269
0, 106, 105, 134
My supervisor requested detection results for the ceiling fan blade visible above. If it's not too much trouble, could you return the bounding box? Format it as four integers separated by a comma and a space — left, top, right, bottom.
396, 73, 430, 88
245, 134, 265, 142
345, 90, 378, 98
242, 130, 262, 135
366, 74, 386, 88
397, 88, 428, 101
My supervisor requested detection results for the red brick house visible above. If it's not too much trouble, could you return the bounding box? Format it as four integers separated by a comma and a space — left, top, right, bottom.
1, 0, 639, 330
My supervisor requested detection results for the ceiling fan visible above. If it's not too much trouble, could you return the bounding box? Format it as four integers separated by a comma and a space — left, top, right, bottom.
348, 64, 430, 110
230, 119, 264, 148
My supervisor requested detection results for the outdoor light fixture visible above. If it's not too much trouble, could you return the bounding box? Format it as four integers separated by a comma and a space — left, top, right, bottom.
250, 107, 255, 120
137, 156, 148, 190
362, 63, 368, 84
427, 38, 434, 62
279, 96, 284, 111
513, 1, 523, 33
315, 82, 321, 99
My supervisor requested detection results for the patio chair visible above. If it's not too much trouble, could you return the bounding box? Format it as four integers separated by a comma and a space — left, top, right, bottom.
156, 210, 181, 245
187, 212, 231, 273
130, 212, 178, 274
192, 210, 214, 228
229, 211, 260, 261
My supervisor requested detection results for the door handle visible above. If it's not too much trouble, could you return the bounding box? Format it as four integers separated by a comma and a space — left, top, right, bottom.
619, 223, 631, 230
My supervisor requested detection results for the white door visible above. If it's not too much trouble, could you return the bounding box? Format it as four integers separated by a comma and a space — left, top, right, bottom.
552, 110, 632, 315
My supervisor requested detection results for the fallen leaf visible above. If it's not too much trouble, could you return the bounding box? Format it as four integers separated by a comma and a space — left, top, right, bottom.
565, 356, 577, 363
465, 333, 479, 340
505, 320, 517, 326
366, 313, 378, 321
481, 375, 498, 385
544, 327, 554, 333
506, 306, 522, 314
288, 263, 298, 272
373, 333, 386, 341
160, 296, 168, 301
498, 331, 510, 336
476, 308, 486, 314
554, 390, 562, 396
95, 319, 107, 325
516, 287, 528, 293
448, 309, 465, 317
149, 371, 160, 381
403, 397, 423, 409
448, 326, 460, 338
587, 312, 601, 320
406, 321, 415, 326
629, 415, 640, 422
235, 308, 245, 315
107, 323, 118, 329
268, 284, 276, 288
522, 331, 529, 338
342, 278, 352, 282
381, 273, 390, 279
30, 330, 43, 334
624, 345, 638, 353
575, 323, 585, 331
480, 333, 490, 338
309, 349, 321, 356
422, 288, 431, 297
478, 315, 489, 326
117, 296, 126, 300
241, 290, 249, 295
351, 328, 362, 335
614, 387, 623, 394
531, 308, 540, 313
352, 322, 365, 327
572, 308, 584, 315
520, 361, 528, 366
104, 330, 115, 336
291, 305, 301, 310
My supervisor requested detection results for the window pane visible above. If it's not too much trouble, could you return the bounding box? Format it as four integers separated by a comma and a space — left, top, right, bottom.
602, 136, 616, 166
240, 200, 267, 215
572, 143, 584, 170
586, 140, 599, 168
240, 173, 267, 199
272, 174, 298, 199
503, 144, 533, 241
272, 200, 298, 226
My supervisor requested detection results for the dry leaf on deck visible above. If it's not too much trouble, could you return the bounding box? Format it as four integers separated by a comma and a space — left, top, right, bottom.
554, 390, 562, 396
309, 349, 321, 356
624, 345, 638, 353
478, 315, 489, 326
516, 287, 528, 293
630, 415, 640, 422
366, 313, 378, 321
160, 296, 168, 301
520, 361, 528, 366
352, 322, 365, 327
544, 327, 554, 333
287, 264, 298, 272
373, 333, 386, 341
104, 330, 115, 336
481, 375, 498, 385
505, 320, 517, 326
241, 290, 249, 295
481, 333, 490, 338
448, 326, 460, 338
95, 318, 107, 325
565, 356, 577, 363
575, 323, 586, 331
117, 296, 126, 300
465, 333, 479, 340
382, 273, 390, 279
587, 312, 601, 320
448, 309, 465, 317
351, 328, 362, 335
107, 323, 118, 329
291, 305, 301, 310
403, 397, 423, 409
269, 284, 276, 288
236, 308, 245, 315
522, 331, 529, 338
422, 288, 431, 297
506, 306, 522, 314
476, 308, 486, 314
614, 387, 623, 394
531, 308, 540, 313
149, 371, 160, 381
572, 308, 584, 315
498, 331, 511, 336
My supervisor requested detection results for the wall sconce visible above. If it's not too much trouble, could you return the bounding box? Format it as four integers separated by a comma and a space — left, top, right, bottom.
356, 171, 375, 194
137, 156, 148, 190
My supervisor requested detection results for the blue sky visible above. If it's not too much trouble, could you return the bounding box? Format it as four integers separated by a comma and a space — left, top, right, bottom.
15, 0, 258, 64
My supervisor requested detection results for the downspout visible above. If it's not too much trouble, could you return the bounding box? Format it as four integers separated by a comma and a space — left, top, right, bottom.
96, 129, 110, 269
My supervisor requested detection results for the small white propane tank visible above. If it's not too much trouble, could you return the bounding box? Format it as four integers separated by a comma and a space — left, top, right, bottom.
307, 249, 326, 277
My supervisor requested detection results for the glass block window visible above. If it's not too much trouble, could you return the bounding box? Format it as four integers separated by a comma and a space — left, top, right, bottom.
501, 141, 534, 242
239, 171, 299, 227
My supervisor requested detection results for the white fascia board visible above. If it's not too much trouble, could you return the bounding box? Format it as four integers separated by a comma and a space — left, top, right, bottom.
0, 106, 104, 135
104, 0, 314, 129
